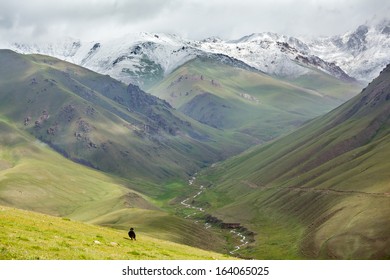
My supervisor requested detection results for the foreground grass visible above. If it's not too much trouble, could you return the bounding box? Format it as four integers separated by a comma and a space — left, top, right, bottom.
0, 206, 236, 260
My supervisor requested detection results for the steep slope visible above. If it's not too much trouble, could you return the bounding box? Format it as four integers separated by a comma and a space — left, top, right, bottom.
0, 119, 141, 218
194, 64, 390, 259
0, 50, 250, 183
150, 57, 360, 142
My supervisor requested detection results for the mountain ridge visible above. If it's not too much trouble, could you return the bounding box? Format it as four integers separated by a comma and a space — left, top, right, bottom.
8, 20, 389, 87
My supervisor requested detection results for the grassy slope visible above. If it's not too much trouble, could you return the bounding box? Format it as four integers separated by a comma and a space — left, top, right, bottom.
0, 117, 153, 218
150, 57, 361, 142
0, 206, 235, 260
283, 66, 360, 101
195, 66, 390, 259
0, 119, 228, 254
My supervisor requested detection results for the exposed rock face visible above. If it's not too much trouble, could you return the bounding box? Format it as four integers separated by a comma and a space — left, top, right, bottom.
126, 84, 159, 110
295, 54, 356, 82
346, 25, 369, 55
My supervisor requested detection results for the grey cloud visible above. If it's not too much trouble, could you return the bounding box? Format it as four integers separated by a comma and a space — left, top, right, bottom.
0, 15, 14, 29
0, 0, 179, 39
0, 0, 389, 43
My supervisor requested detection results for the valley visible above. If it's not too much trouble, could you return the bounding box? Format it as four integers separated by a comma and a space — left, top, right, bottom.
190, 64, 390, 259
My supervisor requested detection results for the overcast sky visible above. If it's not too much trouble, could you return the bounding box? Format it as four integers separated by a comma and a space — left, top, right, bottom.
0, 0, 389, 43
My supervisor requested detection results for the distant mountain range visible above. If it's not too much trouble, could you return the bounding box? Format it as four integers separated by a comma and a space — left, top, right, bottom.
8, 19, 390, 87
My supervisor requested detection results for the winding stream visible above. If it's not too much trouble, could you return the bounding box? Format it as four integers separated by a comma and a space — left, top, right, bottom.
229, 229, 249, 254
180, 175, 249, 255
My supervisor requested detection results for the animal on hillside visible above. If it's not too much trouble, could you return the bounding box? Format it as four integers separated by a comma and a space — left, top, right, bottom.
128, 227, 136, 240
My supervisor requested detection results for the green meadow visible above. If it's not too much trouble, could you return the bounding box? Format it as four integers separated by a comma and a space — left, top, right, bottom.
0, 206, 235, 260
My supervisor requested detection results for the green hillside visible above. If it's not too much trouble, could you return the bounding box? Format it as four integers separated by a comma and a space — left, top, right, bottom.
0, 206, 235, 260
0, 50, 251, 184
193, 65, 390, 259
150, 57, 360, 142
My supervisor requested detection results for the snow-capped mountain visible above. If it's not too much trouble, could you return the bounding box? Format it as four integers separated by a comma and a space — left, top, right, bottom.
198, 32, 355, 81
307, 19, 390, 82
11, 33, 202, 87
9, 20, 390, 86
197, 20, 390, 83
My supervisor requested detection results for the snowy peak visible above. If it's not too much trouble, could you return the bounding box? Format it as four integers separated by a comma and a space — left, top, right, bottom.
201, 36, 223, 44
228, 32, 280, 43
225, 31, 309, 54
11, 37, 82, 61
308, 20, 390, 82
